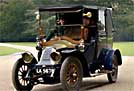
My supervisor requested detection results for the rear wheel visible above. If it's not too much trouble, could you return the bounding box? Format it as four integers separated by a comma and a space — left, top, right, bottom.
12, 58, 34, 91
107, 55, 118, 83
60, 56, 83, 90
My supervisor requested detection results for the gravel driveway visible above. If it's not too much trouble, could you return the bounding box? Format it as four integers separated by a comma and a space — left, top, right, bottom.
0, 43, 134, 91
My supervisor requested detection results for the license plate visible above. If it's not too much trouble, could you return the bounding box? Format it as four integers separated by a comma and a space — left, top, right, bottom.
36, 67, 55, 77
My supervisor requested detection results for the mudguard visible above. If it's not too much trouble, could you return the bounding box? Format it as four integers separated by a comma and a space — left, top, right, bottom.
104, 50, 114, 71
20, 51, 37, 64
114, 49, 122, 65
98, 48, 122, 70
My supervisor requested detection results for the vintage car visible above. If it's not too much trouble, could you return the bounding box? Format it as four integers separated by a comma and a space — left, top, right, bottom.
12, 5, 122, 90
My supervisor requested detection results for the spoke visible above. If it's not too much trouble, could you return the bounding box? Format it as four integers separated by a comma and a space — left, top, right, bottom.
21, 65, 24, 71
26, 80, 28, 85
24, 80, 26, 86
19, 67, 23, 72
24, 65, 28, 71
112, 63, 118, 71
24, 65, 26, 71
114, 66, 118, 69
70, 79, 74, 84
68, 79, 71, 84
18, 74, 23, 76
19, 79, 22, 84
21, 65, 25, 71
20, 79, 24, 85
72, 67, 75, 71
18, 70, 23, 75
18, 77, 23, 80
19, 76, 29, 86
26, 81, 29, 85
66, 76, 70, 81
22, 65, 26, 71
19, 69, 23, 73
21, 66, 25, 71
22, 80, 24, 86
23, 80, 25, 86
25, 65, 28, 71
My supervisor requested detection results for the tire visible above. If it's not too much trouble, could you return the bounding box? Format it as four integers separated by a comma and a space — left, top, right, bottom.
12, 58, 33, 91
60, 56, 83, 90
107, 55, 118, 83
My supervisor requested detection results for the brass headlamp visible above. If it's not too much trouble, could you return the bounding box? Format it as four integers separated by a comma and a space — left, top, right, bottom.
22, 52, 34, 63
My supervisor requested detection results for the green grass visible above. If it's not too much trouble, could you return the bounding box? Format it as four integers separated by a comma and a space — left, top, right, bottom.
0, 46, 23, 56
7, 42, 36, 47
6, 42, 134, 56
113, 42, 134, 56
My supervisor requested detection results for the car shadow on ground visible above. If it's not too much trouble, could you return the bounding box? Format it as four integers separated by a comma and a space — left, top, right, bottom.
33, 78, 113, 91
80, 78, 111, 91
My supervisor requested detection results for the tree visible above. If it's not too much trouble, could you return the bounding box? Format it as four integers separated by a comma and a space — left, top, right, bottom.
0, 0, 134, 42
0, 0, 35, 42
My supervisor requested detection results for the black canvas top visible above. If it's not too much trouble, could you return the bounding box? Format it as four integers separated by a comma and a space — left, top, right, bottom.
39, 5, 107, 12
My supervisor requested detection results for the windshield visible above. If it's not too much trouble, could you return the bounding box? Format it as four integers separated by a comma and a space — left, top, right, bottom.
40, 12, 56, 35
40, 11, 82, 41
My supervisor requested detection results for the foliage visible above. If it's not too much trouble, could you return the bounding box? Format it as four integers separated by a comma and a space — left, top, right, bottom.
0, 0, 36, 42
0, 0, 134, 42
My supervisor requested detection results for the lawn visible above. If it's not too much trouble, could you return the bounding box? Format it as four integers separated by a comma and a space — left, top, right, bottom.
4, 42, 134, 56
113, 42, 134, 56
7, 42, 36, 47
0, 46, 23, 56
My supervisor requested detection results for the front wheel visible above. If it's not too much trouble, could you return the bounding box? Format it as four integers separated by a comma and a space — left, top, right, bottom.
107, 55, 118, 83
12, 58, 34, 91
60, 56, 83, 90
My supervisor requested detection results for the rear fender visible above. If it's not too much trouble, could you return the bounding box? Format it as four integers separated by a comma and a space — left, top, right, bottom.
98, 48, 114, 70
98, 48, 122, 71
114, 49, 122, 66
104, 50, 114, 71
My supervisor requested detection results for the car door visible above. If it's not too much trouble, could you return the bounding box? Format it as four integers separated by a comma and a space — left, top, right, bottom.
83, 9, 98, 64
97, 9, 107, 57
105, 8, 113, 49
97, 8, 113, 57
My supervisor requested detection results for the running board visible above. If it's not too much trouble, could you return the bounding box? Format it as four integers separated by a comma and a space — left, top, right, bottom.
90, 70, 112, 77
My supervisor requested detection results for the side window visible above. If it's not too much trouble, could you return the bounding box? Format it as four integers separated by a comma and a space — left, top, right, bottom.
98, 10, 106, 36
57, 12, 83, 25
99, 10, 105, 31
105, 9, 113, 36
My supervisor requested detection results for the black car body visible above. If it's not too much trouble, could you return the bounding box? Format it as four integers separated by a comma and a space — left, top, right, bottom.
12, 5, 122, 90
